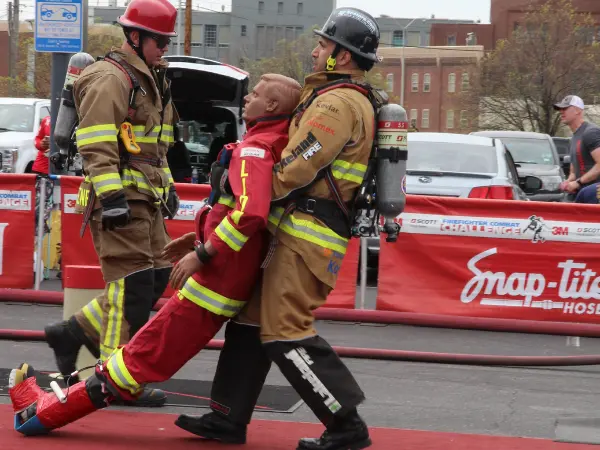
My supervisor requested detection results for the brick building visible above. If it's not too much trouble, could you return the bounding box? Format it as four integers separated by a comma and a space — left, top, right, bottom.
377, 46, 485, 133
431, 0, 600, 49
430, 23, 494, 50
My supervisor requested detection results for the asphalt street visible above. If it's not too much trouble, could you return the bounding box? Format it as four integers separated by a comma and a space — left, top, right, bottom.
1, 299, 600, 441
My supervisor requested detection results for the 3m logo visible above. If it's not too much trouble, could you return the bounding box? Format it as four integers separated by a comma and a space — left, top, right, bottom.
63, 194, 78, 214
552, 226, 569, 236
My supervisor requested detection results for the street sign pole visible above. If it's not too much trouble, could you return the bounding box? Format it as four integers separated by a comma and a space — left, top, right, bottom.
35, 0, 84, 174
49, 53, 69, 172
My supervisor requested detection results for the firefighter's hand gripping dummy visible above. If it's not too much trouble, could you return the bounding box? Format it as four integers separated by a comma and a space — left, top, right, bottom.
175, 8, 382, 450
8, 74, 302, 437
42, 0, 179, 408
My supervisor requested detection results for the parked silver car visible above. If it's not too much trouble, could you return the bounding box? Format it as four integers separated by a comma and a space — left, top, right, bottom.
406, 132, 540, 199
471, 130, 566, 202
365, 132, 542, 272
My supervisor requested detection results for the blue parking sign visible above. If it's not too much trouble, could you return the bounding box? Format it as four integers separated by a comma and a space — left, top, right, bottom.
35, 0, 82, 53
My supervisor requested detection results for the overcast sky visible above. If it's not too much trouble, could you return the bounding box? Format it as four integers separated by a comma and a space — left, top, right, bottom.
10, 0, 492, 23
337, 0, 491, 23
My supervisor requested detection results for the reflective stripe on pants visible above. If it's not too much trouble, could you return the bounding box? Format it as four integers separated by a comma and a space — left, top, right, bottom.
105, 293, 228, 397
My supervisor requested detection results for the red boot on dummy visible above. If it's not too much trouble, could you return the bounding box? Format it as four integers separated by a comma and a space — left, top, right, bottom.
9, 363, 116, 436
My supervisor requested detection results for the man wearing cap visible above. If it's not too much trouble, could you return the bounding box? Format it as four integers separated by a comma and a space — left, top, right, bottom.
554, 95, 600, 202
174, 7, 385, 450
42, 0, 180, 407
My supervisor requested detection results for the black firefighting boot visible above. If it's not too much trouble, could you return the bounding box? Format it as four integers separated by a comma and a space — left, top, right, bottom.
263, 336, 369, 450
44, 317, 100, 386
175, 411, 247, 444
297, 408, 371, 450
175, 321, 271, 444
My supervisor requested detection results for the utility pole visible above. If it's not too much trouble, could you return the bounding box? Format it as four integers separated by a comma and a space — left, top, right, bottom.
176, 0, 182, 55
12, 0, 19, 78
184, 0, 191, 56
7, 2, 13, 80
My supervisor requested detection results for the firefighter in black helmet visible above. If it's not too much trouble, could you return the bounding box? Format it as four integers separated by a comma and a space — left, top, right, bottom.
173, 7, 381, 450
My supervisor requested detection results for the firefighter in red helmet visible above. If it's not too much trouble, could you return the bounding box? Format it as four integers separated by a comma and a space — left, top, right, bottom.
43, 0, 179, 407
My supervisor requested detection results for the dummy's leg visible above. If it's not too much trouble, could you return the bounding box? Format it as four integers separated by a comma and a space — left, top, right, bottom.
11, 290, 229, 436
9, 361, 120, 436
105, 291, 229, 397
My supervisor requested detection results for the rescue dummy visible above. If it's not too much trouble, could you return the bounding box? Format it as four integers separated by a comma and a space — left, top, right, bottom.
8, 73, 302, 437
175, 8, 407, 450
43, 0, 179, 408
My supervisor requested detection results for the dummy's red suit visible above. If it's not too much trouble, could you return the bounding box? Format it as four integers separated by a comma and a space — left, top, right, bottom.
9, 116, 290, 435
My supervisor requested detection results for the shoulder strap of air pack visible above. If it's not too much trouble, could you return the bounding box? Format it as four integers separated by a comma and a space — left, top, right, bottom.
99, 52, 142, 121
289, 79, 387, 237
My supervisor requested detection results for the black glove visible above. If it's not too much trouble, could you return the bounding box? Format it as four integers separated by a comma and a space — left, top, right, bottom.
164, 185, 180, 219
100, 190, 131, 231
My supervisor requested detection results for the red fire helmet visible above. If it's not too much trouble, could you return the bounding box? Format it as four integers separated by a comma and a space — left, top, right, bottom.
117, 0, 177, 37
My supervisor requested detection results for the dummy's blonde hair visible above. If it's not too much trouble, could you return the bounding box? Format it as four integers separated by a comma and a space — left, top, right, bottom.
260, 73, 302, 113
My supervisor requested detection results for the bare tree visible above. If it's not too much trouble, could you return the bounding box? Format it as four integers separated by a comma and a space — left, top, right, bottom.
241, 28, 392, 100
463, 0, 600, 135
241, 28, 317, 87
0, 25, 124, 98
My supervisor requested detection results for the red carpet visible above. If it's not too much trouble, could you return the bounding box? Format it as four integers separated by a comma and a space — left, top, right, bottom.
0, 404, 594, 449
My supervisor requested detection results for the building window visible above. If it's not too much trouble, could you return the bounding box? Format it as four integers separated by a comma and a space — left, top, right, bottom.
411, 73, 419, 92
392, 30, 404, 47
423, 32, 430, 46
460, 110, 468, 128
386, 73, 394, 93
205, 24, 217, 47
297, 2, 303, 14
447, 34, 457, 46
447, 110, 455, 129
241, 25, 247, 36
448, 73, 456, 93
278, 2, 283, 14
462, 73, 470, 91
410, 109, 418, 124
422, 109, 430, 129
423, 73, 431, 92
466, 32, 477, 45
258, 1, 264, 13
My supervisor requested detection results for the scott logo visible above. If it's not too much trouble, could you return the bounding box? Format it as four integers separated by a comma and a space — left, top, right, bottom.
552, 226, 569, 236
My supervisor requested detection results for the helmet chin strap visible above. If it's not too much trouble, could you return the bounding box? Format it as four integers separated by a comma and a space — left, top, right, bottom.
326, 44, 341, 72
125, 29, 148, 65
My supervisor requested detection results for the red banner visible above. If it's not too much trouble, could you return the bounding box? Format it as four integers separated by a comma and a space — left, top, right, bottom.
60, 175, 99, 268
377, 195, 600, 323
0, 174, 36, 288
